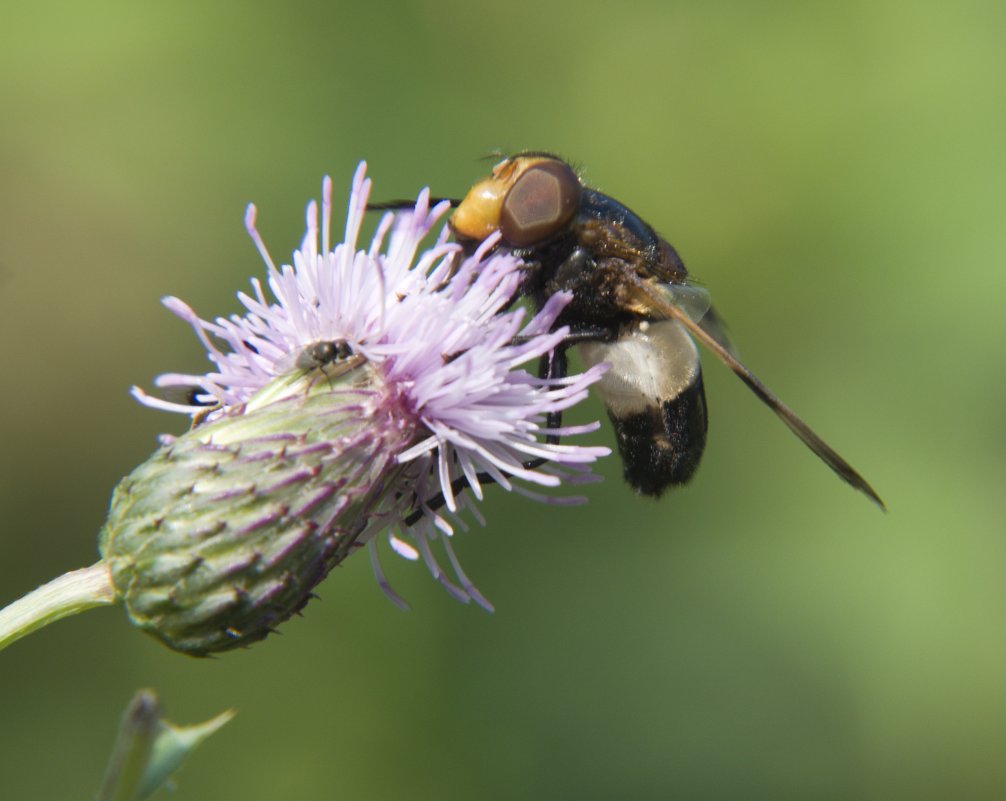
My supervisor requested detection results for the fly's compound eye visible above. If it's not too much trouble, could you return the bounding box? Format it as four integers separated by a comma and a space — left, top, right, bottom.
499, 159, 581, 247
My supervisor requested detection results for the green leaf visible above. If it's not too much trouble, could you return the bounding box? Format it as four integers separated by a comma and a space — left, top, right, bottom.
97, 689, 235, 801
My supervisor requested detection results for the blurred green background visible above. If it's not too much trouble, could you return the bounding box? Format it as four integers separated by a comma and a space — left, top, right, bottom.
1, 1, 1004, 798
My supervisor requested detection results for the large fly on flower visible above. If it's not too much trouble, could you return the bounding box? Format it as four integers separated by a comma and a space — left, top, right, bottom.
0, 158, 880, 658
374, 153, 884, 509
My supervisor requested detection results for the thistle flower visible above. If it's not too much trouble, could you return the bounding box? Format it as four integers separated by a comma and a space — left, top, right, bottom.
0, 163, 609, 657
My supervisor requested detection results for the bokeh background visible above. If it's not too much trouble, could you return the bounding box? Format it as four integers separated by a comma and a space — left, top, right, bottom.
1, 1, 1004, 799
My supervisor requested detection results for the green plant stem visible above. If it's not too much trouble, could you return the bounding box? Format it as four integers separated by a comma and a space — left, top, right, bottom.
0, 561, 116, 652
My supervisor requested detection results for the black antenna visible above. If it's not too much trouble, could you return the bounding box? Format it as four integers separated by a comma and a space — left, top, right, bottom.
367, 198, 461, 212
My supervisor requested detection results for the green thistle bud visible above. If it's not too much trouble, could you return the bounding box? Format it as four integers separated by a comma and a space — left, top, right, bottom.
99, 361, 414, 655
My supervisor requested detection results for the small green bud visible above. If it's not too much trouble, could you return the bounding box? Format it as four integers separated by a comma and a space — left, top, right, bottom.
100, 363, 415, 655
97, 688, 235, 801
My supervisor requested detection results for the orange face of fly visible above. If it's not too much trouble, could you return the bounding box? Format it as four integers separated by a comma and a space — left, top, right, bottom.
449, 155, 582, 248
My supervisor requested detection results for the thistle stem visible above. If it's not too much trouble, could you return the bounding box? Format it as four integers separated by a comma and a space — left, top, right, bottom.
0, 561, 116, 653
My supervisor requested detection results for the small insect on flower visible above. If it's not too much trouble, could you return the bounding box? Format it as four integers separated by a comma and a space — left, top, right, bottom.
375, 153, 884, 508
273, 339, 363, 395
293, 339, 355, 372
97, 164, 609, 655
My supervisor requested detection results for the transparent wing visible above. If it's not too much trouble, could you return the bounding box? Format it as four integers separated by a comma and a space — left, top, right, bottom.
657, 281, 711, 321
628, 275, 885, 510
654, 281, 740, 359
